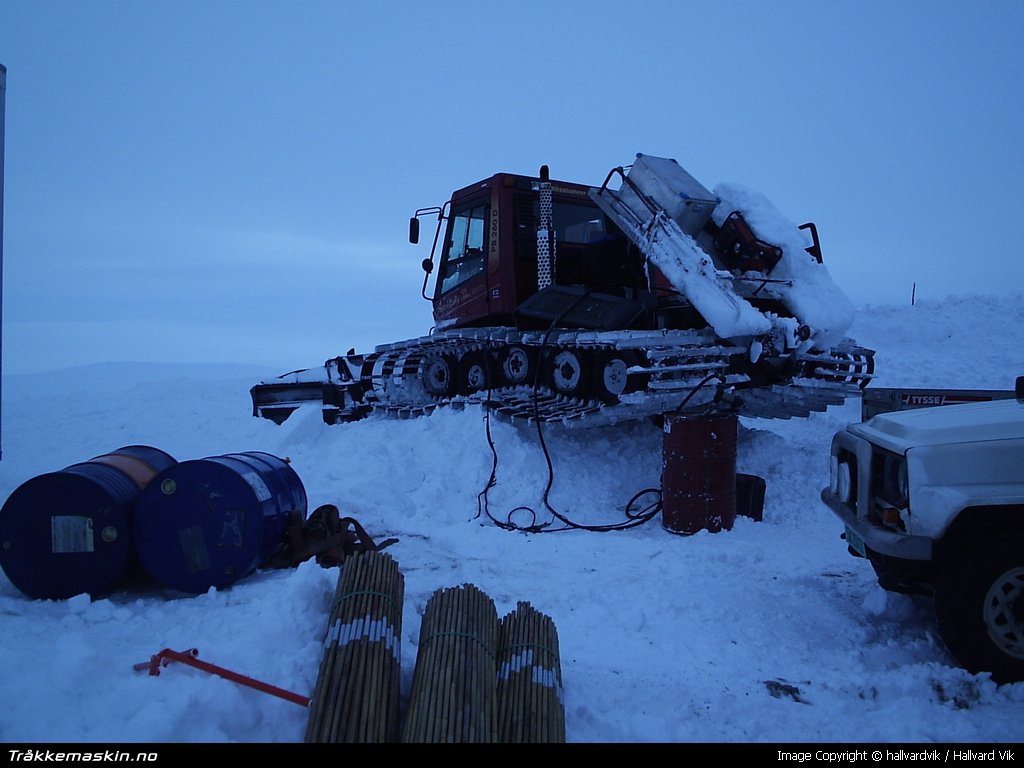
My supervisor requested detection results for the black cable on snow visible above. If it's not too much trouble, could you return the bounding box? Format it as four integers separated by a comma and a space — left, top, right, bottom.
473, 300, 728, 534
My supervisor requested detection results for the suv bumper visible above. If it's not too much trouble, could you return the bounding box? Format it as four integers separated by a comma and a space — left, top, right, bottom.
821, 486, 933, 561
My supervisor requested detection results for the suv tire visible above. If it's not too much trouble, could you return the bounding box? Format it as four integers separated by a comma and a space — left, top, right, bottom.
935, 535, 1024, 684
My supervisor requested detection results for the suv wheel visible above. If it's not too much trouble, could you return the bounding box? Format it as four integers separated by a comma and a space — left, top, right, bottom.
935, 536, 1024, 684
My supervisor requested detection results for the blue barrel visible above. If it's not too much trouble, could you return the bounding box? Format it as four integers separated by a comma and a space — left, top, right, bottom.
133, 451, 307, 594
0, 446, 178, 600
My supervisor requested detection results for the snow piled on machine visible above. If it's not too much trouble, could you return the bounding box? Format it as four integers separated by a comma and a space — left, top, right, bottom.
594, 154, 857, 351
714, 182, 856, 349
632, 216, 773, 338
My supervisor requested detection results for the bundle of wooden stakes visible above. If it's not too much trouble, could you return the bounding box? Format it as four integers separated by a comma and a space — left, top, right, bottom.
495, 601, 565, 743
304, 549, 405, 743
402, 585, 565, 743
402, 583, 499, 742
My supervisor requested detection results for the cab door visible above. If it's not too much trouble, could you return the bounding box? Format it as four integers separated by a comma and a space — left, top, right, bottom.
432, 199, 490, 328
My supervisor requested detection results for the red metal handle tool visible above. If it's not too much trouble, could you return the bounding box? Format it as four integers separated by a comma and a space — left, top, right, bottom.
133, 647, 310, 707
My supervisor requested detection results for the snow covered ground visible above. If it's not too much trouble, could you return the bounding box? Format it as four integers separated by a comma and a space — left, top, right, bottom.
1, 294, 1023, 744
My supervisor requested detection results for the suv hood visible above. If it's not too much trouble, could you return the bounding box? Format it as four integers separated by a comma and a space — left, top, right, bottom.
849, 397, 1024, 454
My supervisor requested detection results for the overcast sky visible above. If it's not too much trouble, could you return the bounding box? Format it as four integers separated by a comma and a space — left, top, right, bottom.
1, 1, 1021, 374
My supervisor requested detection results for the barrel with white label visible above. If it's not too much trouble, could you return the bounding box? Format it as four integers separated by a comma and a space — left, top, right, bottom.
133, 452, 307, 594
0, 445, 178, 600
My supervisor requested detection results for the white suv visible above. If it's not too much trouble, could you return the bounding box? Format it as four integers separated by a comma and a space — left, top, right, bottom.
821, 380, 1024, 683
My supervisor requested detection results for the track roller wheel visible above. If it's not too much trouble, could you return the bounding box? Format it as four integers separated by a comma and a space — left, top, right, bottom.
420, 353, 457, 398
457, 351, 494, 395
499, 345, 532, 387
547, 348, 587, 397
592, 352, 630, 403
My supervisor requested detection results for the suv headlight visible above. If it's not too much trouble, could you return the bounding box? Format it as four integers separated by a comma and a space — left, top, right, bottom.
873, 448, 909, 514
830, 454, 852, 503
